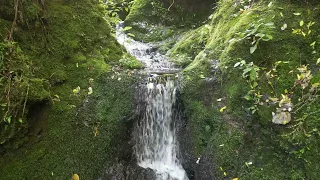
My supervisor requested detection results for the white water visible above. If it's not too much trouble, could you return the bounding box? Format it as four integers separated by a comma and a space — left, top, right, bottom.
116, 22, 179, 73
116, 22, 188, 180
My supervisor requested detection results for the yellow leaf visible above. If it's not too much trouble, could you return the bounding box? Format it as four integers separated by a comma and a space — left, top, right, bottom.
233, 178, 239, 180
73, 86, 80, 94
297, 74, 302, 80
300, 20, 304, 27
269, 97, 279, 102
312, 83, 320, 88
220, 106, 227, 113
72, 174, 80, 180
224, 172, 227, 176
88, 87, 93, 95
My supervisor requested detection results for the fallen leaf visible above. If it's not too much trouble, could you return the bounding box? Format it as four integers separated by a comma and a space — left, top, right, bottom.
300, 20, 304, 26
281, 23, 287, 30
73, 86, 80, 94
88, 87, 93, 95
220, 106, 227, 113
72, 174, 79, 180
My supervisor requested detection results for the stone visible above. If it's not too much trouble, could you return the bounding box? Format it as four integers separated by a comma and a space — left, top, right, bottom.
272, 110, 291, 125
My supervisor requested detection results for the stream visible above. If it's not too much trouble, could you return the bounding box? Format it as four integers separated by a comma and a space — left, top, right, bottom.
116, 22, 189, 180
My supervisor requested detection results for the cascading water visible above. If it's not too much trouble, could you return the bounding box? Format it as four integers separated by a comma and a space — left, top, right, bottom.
135, 76, 188, 180
116, 22, 188, 180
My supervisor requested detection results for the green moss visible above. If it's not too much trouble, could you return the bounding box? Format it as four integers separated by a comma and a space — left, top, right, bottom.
28, 78, 50, 101
0, 71, 138, 179
119, 53, 144, 69
176, 0, 320, 179
0, 0, 137, 179
168, 25, 209, 67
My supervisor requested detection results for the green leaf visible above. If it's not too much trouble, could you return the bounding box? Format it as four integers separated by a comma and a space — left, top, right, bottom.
250, 43, 258, 54
317, 58, 320, 65
300, 20, 304, 26
123, 26, 132, 31
255, 33, 265, 38
18, 118, 23, 123
310, 41, 316, 49
243, 68, 251, 78
280, 12, 284, 17
268, 2, 273, 7
234, 62, 241, 68
244, 94, 252, 101
293, 12, 301, 16
7, 116, 11, 124
252, 81, 258, 88
250, 69, 257, 81
265, 22, 275, 27
127, 33, 135, 37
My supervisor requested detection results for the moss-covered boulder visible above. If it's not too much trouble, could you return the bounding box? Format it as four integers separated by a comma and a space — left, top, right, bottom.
0, 0, 140, 179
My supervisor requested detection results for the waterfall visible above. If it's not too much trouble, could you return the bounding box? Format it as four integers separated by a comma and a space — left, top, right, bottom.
116, 22, 188, 180
135, 76, 188, 180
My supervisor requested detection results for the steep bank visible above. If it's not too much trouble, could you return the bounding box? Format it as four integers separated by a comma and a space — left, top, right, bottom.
178, 1, 320, 179
0, 0, 139, 179
124, 0, 320, 179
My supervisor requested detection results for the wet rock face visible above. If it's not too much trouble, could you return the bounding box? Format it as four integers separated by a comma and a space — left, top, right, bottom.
99, 117, 157, 180
175, 95, 217, 180
101, 162, 156, 180
179, 126, 218, 180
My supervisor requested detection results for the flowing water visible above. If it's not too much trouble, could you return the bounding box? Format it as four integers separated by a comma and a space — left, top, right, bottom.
116, 22, 188, 180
